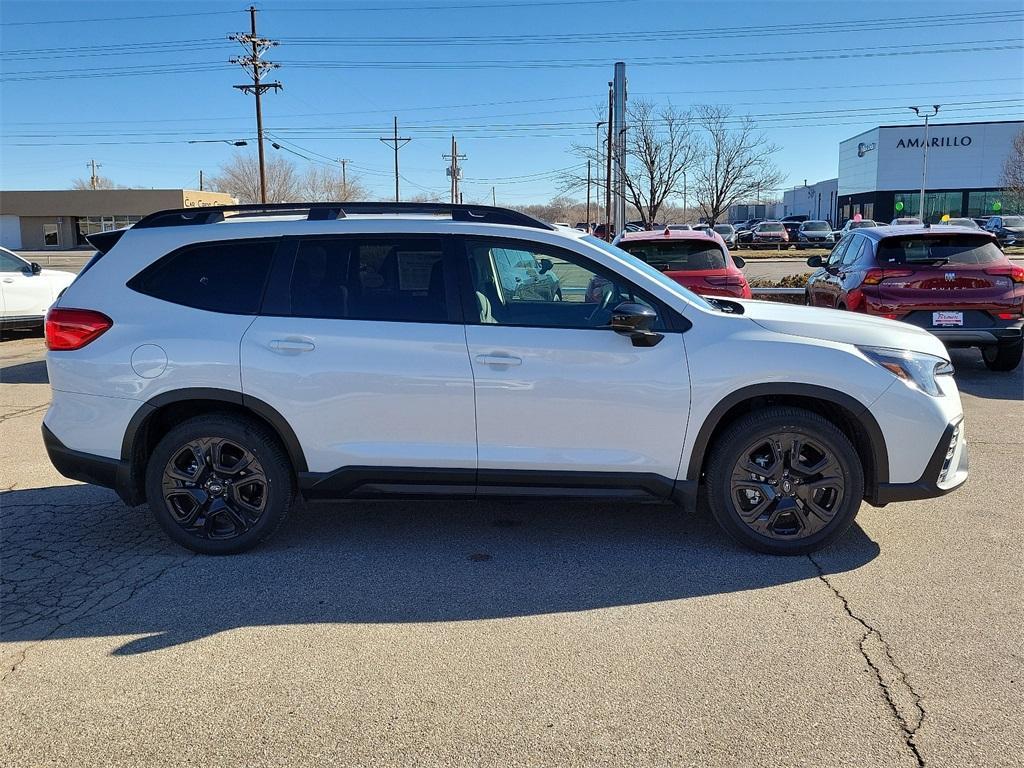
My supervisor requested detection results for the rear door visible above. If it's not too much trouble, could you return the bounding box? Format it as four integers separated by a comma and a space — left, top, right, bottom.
459, 236, 690, 493
0, 250, 48, 319
808, 235, 850, 307
241, 234, 477, 481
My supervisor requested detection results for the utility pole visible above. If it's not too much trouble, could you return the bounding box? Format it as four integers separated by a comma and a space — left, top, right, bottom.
443, 135, 466, 204
230, 6, 282, 204
605, 82, 613, 239
910, 105, 940, 221
338, 158, 351, 195
379, 116, 411, 202
612, 61, 627, 236
86, 159, 101, 190
199, 169, 204, 191
595, 121, 606, 219
492, 186, 496, 206
585, 160, 592, 231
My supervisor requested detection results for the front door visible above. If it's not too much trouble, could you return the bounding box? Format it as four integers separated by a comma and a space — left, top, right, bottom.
241, 235, 477, 483
460, 236, 690, 494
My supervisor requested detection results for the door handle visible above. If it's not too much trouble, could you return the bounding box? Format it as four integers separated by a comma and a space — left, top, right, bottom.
475, 353, 522, 367
269, 338, 315, 354
2, 278, 13, 283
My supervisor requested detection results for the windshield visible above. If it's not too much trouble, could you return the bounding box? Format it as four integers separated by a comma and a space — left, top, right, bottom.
801, 221, 830, 231
877, 235, 1005, 265
583, 235, 716, 312
618, 240, 728, 271
1002, 216, 1024, 227
713, 225, 734, 234
759, 222, 784, 232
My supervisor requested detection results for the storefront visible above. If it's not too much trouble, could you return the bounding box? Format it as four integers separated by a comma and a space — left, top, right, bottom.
837, 120, 1022, 224
0, 189, 236, 250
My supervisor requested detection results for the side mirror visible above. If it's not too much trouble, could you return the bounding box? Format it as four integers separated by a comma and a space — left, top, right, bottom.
609, 302, 663, 347
806, 255, 823, 268
30, 261, 42, 275
732, 255, 746, 269
537, 257, 553, 274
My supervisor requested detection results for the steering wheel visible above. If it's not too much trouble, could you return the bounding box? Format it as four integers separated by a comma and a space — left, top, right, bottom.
586, 280, 620, 326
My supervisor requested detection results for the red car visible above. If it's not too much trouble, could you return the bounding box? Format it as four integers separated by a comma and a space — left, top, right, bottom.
609, 228, 751, 299
805, 225, 1024, 371
751, 220, 789, 249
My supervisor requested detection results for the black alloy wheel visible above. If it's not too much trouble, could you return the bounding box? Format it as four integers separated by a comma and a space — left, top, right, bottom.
706, 406, 863, 554
146, 414, 293, 554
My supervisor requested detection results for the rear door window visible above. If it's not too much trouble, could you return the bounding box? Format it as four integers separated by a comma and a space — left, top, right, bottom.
843, 237, 868, 266
128, 239, 277, 315
285, 236, 450, 323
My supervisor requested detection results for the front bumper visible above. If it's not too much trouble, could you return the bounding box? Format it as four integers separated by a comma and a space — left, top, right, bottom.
870, 417, 968, 505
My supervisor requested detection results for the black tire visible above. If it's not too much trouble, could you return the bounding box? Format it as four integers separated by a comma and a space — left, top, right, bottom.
705, 406, 863, 555
145, 414, 294, 555
982, 341, 1023, 372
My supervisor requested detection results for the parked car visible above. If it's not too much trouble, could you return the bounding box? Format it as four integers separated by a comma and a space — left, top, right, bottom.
796, 220, 835, 249
936, 218, 980, 229
750, 221, 789, 249
712, 224, 738, 248
0, 247, 75, 332
43, 201, 969, 556
667, 224, 692, 231
805, 225, 1023, 371
691, 224, 729, 250
781, 214, 809, 223
972, 217, 991, 229
781, 220, 802, 243
835, 219, 880, 239
984, 215, 1024, 246
609, 228, 750, 299
891, 217, 923, 226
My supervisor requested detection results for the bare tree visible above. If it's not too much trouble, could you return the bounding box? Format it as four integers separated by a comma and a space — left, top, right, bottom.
208, 153, 301, 203
298, 165, 368, 201
692, 105, 785, 225
562, 101, 700, 228
71, 176, 119, 190
1002, 128, 1024, 213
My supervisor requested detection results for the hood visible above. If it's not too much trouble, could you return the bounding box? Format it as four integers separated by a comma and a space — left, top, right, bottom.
41, 268, 76, 285
736, 300, 949, 358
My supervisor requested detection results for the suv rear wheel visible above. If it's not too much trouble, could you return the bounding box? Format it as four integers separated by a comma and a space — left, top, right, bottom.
706, 407, 863, 555
145, 414, 294, 555
982, 340, 1022, 372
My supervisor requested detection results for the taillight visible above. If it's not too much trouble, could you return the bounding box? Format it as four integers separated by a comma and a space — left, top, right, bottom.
45, 308, 112, 351
996, 312, 1021, 320
704, 275, 736, 285
985, 264, 1024, 284
863, 268, 913, 285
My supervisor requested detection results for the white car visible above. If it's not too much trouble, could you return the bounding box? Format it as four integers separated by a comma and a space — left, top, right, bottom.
0, 247, 75, 331
42, 202, 968, 556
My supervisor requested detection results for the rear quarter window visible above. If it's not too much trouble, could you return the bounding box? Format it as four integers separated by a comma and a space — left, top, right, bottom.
127, 239, 277, 314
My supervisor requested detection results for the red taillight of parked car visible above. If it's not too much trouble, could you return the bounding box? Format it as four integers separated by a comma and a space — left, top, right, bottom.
45, 308, 112, 351
985, 264, 1024, 283
862, 268, 914, 285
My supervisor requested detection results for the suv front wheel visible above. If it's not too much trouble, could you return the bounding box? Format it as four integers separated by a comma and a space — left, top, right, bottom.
706, 407, 864, 555
145, 414, 294, 555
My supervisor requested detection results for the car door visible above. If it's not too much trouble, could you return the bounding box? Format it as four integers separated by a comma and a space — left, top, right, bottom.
459, 236, 690, 493
0, 250, 50, 319
808, 235, 850, 307
837, 235, 869, 307
240, 234, 477, 483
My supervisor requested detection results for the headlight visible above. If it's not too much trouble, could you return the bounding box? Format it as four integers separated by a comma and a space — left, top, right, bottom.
858, 345, 954, 396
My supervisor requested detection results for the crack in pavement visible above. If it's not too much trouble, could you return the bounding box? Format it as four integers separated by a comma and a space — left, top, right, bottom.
0, 404, 48, 425
808, 553, 927, 768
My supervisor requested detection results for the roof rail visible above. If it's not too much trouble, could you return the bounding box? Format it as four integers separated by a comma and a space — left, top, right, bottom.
132, 201, 554, 231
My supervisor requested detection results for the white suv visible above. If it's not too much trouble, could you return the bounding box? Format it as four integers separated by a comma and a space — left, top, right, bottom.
43, 203, 968, 555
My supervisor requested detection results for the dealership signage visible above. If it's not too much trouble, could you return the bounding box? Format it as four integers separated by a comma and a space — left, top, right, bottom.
896, 135, 973, 148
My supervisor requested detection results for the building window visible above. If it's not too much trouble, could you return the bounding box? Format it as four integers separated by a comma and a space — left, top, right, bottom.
76, 215, 142, 245
894, 191, 963, 223
42, 223, 61, 248
967, 191, 1020, 217
862, 203, 874, 220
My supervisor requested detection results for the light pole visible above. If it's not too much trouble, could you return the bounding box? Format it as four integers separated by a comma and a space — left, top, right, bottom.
682, 169, 687, 223
909, 105, 940, 221
595, 121, 606, 225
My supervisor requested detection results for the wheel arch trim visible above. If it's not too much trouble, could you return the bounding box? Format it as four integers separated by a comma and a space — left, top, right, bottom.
685, 383, 889, 488
121, 387, 308, 474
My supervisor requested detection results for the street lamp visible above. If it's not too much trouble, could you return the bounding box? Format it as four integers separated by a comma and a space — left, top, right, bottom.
595, 120, 606, 221
909, 105, 940, 221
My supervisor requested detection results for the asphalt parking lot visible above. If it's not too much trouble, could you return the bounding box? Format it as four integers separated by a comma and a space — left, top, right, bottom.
1, 332, 1021, 767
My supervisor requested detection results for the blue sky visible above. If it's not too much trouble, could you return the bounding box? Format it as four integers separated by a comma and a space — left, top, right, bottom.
1, 0, 1022, 204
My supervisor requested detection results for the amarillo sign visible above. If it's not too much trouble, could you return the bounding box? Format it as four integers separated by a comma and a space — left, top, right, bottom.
897, 136, 973, 148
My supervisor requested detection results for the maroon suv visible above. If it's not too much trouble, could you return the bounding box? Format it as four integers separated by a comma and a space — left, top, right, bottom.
805, 225, 1024, 371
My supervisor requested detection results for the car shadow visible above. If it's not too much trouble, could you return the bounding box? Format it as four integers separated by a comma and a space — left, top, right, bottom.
949, 348, 1023, 402
0, 359, 48, 384
1, 484, 880, 655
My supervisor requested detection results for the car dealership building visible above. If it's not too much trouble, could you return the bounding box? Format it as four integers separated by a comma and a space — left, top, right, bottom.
836, 119, 1022, 224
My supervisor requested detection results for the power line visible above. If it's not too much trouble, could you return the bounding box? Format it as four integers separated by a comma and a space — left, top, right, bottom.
0, 10, 236, 26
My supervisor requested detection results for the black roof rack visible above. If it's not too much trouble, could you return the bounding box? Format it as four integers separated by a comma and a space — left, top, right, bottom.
132, 201, 554, 231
